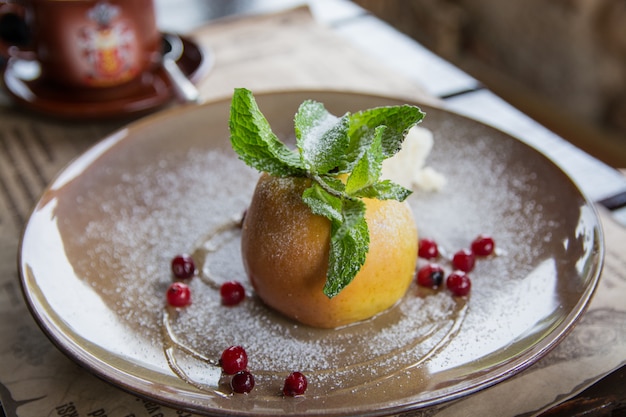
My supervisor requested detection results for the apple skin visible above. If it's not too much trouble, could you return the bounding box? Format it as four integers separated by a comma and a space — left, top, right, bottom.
241, 173, 418, 328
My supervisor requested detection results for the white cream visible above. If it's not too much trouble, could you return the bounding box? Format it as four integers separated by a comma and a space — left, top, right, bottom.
382, 125, 446, 191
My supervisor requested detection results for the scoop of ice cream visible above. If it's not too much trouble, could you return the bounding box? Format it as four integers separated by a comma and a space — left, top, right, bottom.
382, 125, 446, 191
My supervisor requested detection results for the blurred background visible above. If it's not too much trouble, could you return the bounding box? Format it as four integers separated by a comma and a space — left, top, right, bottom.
351, 0, 626, 167
1, 0, 625, 165
151, 0, 626, 166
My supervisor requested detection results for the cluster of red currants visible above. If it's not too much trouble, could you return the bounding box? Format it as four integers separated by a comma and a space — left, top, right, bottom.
416, 235, 495, 296
220, 345, 308, 396
165, 254, 308, 396
166, 254, 246, 307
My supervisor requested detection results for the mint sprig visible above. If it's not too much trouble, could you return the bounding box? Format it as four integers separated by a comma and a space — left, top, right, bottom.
229, 88, 425, 298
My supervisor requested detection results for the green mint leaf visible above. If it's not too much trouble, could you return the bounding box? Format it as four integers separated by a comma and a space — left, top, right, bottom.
345, 125, 385, 195
341, 105, 425, 171
332, 196, 367, 244
295, 100, 350, 174
353, 180, 412, 201
324, 198, 369, 298
229, 89, 425, 299
229, 88, 305, 177
302, 183, 370, 297
302, 181, 342, 223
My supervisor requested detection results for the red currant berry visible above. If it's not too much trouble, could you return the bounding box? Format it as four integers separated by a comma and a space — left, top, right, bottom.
446, 271, 472, 296
452, 249, 475, 272
166, 282, 191, 307
231, 371, 255, 394
220, 345, 248, 375
283, 371, 308, 396
417, 263, 445, 288
220, 281, 246, 306
471, 235, 495, 256
171, 254, 195, 279
418, 238, 439, 259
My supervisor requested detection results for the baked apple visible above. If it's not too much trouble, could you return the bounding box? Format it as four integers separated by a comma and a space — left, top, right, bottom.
242, 173, 417, 328
229, 88, 425, 328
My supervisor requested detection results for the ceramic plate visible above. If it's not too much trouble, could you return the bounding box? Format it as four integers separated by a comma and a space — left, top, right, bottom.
19, 91, 603, 416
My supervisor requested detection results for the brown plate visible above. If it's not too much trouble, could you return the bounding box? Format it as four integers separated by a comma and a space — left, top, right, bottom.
18, 91, 603, 416
1, 33, 212, 119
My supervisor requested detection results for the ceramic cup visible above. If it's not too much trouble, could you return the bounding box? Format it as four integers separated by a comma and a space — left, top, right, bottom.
0, 0, 161, 90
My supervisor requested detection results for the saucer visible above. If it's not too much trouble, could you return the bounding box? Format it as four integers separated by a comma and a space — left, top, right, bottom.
1, 33, 213, 119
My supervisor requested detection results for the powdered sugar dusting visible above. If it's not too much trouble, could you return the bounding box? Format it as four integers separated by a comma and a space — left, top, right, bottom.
299, 108, 340, 168
43, 99, 597, 410
58, 148, 257, 340
56, 143, 466, 396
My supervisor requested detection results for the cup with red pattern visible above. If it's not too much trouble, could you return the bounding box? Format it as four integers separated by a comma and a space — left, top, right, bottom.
0, 0, 161, 90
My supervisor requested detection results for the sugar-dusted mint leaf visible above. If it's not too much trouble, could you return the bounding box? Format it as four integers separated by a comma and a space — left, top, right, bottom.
229, 88, 425, 298
302, 181, 342, 223
345, 125, 385, 195
332, 196, 367, 244
229, 88, 305, 177
353, 180, 412, 201
325, 198, 369, 298
341, 105, 425, 172
302, 183, 368, 297
295, 100, 350, 174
